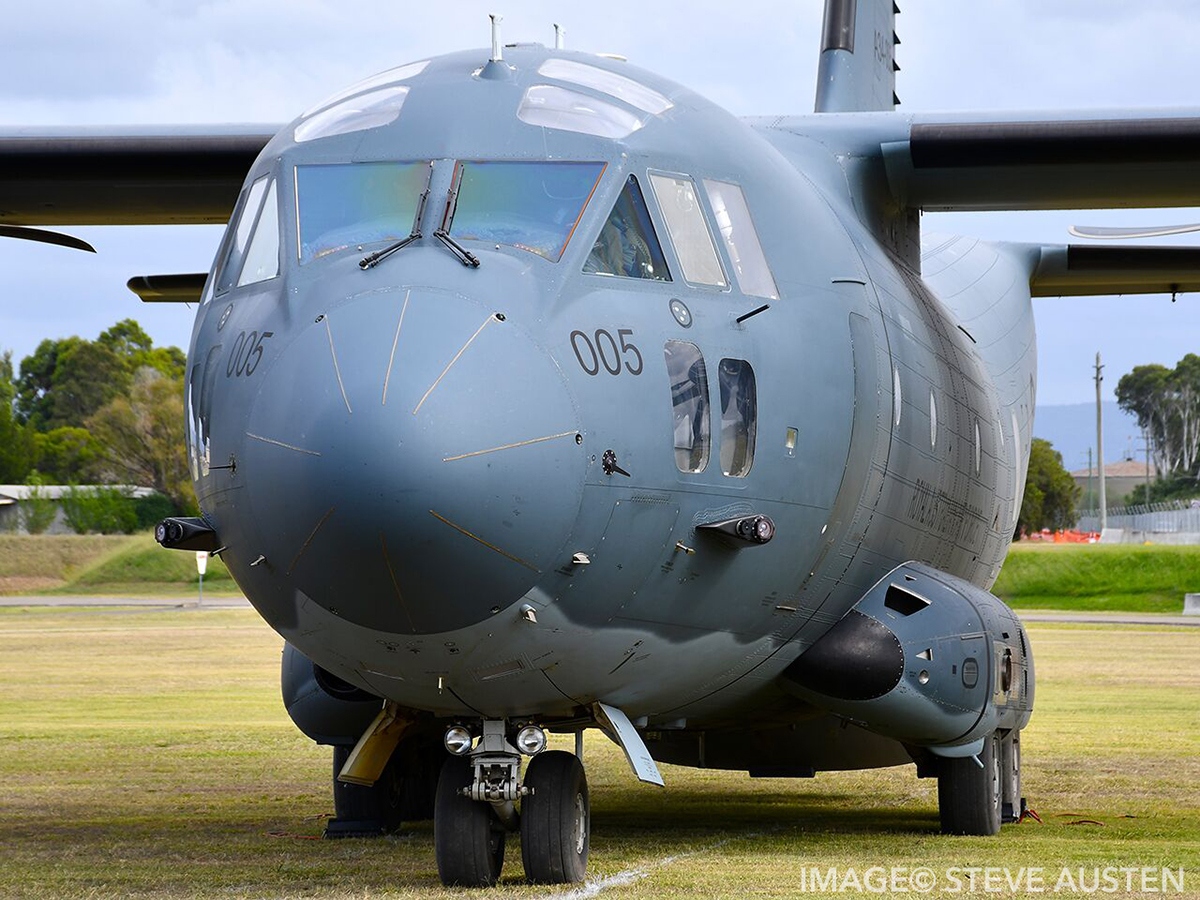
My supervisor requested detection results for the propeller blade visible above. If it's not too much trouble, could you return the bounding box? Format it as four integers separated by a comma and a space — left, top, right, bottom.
1069, 223, 1200, 240
0, 224, 96, 252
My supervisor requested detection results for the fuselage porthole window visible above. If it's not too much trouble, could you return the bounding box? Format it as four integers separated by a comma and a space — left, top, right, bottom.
648, 172, 727, 289
215, 175, 268, 295
974, 418, 982, 474
702, 179, 778, 300
664, 340, 710, 473
584, 175, 670, 281
718, 358, 757, 477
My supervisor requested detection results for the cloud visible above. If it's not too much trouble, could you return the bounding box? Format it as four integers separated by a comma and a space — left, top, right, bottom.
1, 0, 1197, 404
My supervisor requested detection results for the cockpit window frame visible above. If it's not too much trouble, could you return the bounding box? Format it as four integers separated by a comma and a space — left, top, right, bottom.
447, 159, 608, 263
582, 173, 672, 283
214, 171, 278, 298
645, 169, 729, 292
293, 159, 432, 266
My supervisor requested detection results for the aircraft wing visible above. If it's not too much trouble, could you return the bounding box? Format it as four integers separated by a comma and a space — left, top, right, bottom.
0, 125, 279, 226
763, 109, 1200, 212
881, 110, 1200, 211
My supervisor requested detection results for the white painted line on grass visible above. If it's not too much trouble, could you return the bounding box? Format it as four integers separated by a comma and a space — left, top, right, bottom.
543, 832, 760, 900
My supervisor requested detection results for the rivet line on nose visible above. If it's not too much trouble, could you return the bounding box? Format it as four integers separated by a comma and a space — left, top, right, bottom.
381, 288, 411, 406
428, 509, 540, 572
412, 312, 500, 416
442, 429, 578, 462
287, 506, 336, 575
324, 316, 353, 414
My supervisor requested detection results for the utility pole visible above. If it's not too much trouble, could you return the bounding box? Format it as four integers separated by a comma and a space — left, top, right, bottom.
1095, 352, 1107, 530
1087, 447, 1094, 510
1143, 427, 1152, 505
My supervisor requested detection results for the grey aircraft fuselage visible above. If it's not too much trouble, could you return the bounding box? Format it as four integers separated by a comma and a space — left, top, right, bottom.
190, 46, 1032, 756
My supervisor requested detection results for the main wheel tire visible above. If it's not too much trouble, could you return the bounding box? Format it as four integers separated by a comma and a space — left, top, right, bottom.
937, 731, 1002, 835
434, 756, 506, 887
331, 744, 402, 833
393, 736, 442, 821
520, 750, 589, 884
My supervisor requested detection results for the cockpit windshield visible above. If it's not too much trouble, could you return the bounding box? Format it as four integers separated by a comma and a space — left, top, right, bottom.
295, 161, 429, 264
450, 161, 606, 261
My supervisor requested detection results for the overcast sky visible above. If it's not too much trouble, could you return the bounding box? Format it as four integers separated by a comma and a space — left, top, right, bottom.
2, 0, 1198, 410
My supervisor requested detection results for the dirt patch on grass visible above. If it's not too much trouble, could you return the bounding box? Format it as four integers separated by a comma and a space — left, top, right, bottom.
0, 535, 132, 580
0, 576, 64, 594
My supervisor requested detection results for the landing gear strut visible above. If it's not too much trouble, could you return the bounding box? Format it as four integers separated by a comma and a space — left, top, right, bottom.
433, 720, 590, 887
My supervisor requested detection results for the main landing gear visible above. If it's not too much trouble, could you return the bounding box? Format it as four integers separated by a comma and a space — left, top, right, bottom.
434, 719, 590, 887
326, 733, 442, 837
937, 730, 1025, 835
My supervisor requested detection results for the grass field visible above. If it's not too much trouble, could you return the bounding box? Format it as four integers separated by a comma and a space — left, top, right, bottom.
0, 607, 1196, 898
0, 532, 235, 596
993, 543, 1200, 613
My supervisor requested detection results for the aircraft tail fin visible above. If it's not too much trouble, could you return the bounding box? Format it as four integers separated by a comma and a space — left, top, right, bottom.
814, 0, 899, 113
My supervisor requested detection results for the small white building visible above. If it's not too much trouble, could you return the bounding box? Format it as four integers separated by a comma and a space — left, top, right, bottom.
0, 484, 158, 535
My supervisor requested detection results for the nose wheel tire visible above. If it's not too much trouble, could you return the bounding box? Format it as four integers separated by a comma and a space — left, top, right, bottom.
434, 756, 506, 887
937, 731, 1002, 835
520, 750, 589, 884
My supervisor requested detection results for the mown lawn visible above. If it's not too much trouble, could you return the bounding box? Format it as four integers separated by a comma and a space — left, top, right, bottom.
994, 543, 1200, 613
0, 531, 236, 596
0, 607, 1196, 898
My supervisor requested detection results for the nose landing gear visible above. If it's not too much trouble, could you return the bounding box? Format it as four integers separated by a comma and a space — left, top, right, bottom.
433, 720, 590, 887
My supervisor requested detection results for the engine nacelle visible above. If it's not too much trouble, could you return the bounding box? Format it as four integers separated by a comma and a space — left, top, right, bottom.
781, 562, 1034, 753
281, 642, 382, 746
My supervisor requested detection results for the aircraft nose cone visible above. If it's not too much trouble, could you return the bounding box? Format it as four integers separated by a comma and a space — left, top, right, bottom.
243, 286, 584, 634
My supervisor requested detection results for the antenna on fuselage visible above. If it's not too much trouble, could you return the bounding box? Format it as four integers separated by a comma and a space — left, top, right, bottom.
490, 14, 504, 62
554, 23, 565, 49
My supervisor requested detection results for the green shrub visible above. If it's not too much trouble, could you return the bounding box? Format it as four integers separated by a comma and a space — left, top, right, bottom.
19, 481, 58, 535
132, 493, 177, 530
60, 486, 138, 535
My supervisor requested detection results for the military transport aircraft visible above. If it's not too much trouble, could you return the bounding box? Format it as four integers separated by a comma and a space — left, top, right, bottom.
4, 0, 1199, 887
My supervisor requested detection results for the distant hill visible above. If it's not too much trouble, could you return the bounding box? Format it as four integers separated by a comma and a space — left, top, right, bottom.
1032, 401, 1144, 472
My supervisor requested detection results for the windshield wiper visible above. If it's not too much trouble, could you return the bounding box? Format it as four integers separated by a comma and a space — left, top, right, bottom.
434, 165, 480, 268
358, 188, 427, 269
359, 163, 433, 270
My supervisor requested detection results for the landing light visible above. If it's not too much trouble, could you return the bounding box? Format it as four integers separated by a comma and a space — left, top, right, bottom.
516, 725, 547, 756
444, 725, 473, 756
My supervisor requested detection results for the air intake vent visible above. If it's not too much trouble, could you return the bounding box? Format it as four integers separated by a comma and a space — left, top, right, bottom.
884, 584, 930, 616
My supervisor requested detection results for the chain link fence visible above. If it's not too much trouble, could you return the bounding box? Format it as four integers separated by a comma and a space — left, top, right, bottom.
1077, 499, 1200, 535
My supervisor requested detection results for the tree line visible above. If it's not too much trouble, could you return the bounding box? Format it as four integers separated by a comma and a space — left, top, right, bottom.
0, 319, 194, 517
1116, 354, 1200, 501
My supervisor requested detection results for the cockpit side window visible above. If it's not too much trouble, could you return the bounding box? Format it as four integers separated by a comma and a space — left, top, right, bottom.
238, 178, 279, 287
215, 174, 268, 295
664, 341, 710, 473
702, 179, 779, 300
648, 173, 727, 288
583, 175, 670, 281
718, 358, 757, 477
